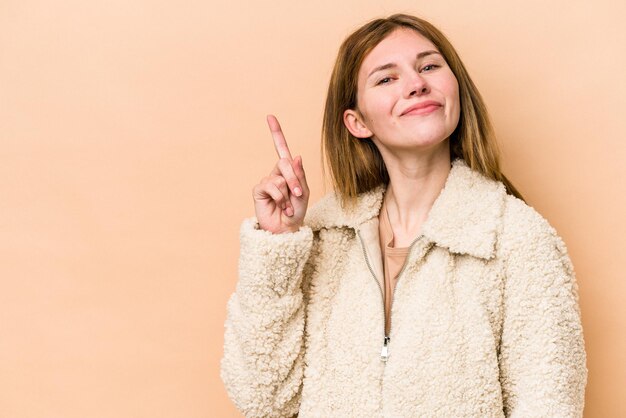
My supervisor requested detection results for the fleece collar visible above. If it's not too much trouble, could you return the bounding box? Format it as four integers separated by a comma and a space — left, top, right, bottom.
304, 158, 507, 260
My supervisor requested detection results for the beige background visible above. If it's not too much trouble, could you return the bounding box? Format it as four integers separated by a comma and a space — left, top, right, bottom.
1, 0, 624, 417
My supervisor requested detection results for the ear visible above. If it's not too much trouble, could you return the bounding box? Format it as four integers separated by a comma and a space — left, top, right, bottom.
343, 108, 373, 139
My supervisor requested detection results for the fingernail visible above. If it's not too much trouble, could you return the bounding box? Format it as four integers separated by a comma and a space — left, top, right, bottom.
294, 187, 302, 197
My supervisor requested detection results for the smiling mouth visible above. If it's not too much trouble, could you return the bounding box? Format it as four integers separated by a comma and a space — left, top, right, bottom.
402, 104, 441, 116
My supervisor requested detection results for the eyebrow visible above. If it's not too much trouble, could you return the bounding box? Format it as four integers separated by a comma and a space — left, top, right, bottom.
367, 50, 442, 78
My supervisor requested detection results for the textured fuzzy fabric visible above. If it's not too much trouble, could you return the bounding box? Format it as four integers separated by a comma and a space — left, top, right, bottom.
220, 158, 588, 417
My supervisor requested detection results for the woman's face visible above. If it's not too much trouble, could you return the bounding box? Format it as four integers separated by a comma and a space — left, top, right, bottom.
344, 28, 460, 154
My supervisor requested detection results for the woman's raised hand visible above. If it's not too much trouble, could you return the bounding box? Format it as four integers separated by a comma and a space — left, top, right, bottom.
252, 115, 310, 234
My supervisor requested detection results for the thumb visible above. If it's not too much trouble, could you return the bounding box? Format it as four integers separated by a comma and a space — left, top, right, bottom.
293, 155, 308, 190
293, 155, 303, 175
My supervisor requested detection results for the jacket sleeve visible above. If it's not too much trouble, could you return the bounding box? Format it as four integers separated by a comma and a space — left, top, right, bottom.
498, 210, 588, 417
220, 217, 314, 418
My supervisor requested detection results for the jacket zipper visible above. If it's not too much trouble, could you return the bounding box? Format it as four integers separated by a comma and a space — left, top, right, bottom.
356, 230, 386, 360
356, 229, 423, 363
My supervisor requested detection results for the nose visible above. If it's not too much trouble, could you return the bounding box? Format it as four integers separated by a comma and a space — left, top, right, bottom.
404, 71, 429, 98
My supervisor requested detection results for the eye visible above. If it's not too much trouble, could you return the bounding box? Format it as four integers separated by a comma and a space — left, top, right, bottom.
376, 77, 393, 85
421, 64, 440, 72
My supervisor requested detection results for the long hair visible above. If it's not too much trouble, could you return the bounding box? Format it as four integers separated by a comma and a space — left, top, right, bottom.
321, 14, 524, 208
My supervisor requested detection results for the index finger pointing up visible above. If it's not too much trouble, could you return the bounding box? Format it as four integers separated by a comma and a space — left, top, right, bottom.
266, 114, 293, 161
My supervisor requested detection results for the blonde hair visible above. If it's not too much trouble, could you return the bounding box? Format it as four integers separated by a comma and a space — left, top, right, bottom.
321, 13, 524, 208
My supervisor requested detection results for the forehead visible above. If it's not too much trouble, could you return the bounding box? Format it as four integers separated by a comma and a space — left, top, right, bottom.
360, 28, 438, 74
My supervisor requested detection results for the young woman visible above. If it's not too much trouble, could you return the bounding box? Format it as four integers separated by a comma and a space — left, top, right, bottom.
221, 14, 588, 417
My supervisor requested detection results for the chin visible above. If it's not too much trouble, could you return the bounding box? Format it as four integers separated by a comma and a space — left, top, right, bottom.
374, 127, 451, 151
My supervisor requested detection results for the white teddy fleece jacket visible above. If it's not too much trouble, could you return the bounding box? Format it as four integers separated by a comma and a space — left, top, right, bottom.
220, 158, 588, 417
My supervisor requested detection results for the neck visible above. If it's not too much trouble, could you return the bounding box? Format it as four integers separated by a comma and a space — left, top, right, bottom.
382, 145, 451, 236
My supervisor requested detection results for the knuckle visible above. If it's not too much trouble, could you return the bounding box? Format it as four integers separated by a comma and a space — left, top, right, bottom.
274, 194, 285, 205
253, 181, 266, 192
273, 176, 287, 188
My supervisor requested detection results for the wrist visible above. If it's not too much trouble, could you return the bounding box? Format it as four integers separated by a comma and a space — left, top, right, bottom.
276, 224, 302, 234
256, 221, 303, 234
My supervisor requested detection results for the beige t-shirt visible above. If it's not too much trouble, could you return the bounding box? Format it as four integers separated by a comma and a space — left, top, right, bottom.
378, 198, 410, 337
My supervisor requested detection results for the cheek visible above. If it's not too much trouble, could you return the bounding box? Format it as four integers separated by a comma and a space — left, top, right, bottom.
444, 78, 460, 116
453, 85, 461, 119
362, 91, 395, 121
450, 86, 460, 114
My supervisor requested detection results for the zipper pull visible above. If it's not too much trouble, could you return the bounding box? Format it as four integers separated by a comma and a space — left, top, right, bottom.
380, 336, 390, 362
